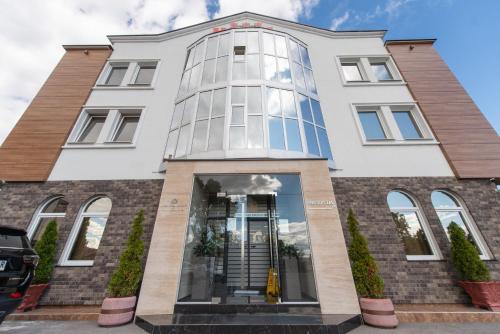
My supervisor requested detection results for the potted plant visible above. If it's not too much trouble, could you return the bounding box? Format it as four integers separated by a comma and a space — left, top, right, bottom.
98, 210, 145, 326
448, 222, 499, 311
17, 220, 58, 312
346, 209, 398, 328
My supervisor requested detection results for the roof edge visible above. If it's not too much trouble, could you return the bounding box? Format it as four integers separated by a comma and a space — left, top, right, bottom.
108, 12, 386, 43
385, 39, 436, 46
63, 45, 113, 51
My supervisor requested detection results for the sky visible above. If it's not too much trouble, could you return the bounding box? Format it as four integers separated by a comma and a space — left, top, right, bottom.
1, 0, 499, 144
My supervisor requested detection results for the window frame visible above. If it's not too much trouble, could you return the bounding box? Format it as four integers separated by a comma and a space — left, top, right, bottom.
27, 196, 66, 241
130, 61, 159, 86
352, 103, 436, 145
75, 113, 107, 144
340, 61, 367, 82
59, 196, 111, 267
108, 110, 142, 143
96, 60, 160, 89
431, 190, 492, 260
66, 107, 145, 148
387, 190, 442, 261
337, 55, 403, 85
99, 62, 129, 87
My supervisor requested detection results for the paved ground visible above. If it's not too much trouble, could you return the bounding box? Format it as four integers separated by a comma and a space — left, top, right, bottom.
0, 321, 499, 333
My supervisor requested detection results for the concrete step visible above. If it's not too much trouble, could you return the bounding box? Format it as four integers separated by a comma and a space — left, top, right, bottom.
135, 313, 362, 334
395, 303, 500, 323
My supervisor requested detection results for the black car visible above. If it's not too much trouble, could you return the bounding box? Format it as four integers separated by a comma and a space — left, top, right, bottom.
0, 226, 38, 324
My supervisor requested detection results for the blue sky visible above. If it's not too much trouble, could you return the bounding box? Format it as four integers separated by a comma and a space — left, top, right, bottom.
0, 0, 498, 144
296, 0, 500, 134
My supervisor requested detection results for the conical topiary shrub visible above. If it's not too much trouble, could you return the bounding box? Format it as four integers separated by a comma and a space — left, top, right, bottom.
98, 210, 146, 326
32, 220, 58, 285
347, 209, 384, 298
17, 220, 58, 311
448, 222, 490, 282
346, 209, 398, 328
107, 210, 145, 298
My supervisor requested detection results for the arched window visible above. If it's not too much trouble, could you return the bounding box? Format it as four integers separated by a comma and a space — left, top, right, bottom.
60, 196, 112, 266
431, 190, 491, 260
28, 196, 68, 245
387, 191, 440, 260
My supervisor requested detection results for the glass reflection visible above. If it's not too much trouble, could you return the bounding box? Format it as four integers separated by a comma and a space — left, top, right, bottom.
178, 174, 317, 304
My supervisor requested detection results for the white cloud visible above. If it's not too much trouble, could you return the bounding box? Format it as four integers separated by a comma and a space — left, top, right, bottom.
0, 0, 321, 145
215, 0, 320, 21
0, 0, 210, 145
384, 0, 412, 17
330, 11, 350, 30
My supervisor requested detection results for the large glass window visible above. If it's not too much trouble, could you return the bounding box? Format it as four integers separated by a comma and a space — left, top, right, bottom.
167, 29, 332, 161
388, 191, 440, 260
27, 196, 68, 245
431, 191, 491, 259
178, 174, 317, 304
61, 197, 111, 266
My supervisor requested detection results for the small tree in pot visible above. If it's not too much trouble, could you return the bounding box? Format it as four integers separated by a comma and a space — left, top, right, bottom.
448, 222, 499, 311
347, 209, 398, 328
17, 220, 58, 312
98, 210, 145, 326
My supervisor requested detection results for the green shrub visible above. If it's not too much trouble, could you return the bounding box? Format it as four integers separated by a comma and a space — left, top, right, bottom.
32, 220, 58, 285
107, 210, 145, 298
448, 222, 490, 282
347, 209, 384, 298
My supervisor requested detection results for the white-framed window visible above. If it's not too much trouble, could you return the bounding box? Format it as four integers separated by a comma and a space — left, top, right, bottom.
431, 190, 492, 260
338, 56, 401, 85
67, 108, 143, 147
392, 110, 423, 139
75, 112, 107, 144
97, 60, 159, 88
109, 110, 141, 143
27, 196, 68, 245
387, 191, 441, 260
102, 62, 129, 86
352, 103, 434, 145
131, 61, 158, 86
340, 60, 366, 82
357, 109, 388, 141
59, 196, 112, 266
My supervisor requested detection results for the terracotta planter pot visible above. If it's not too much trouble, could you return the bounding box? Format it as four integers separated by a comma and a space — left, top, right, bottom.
459, 281, 500, 311
16, 284, 49, 312
359, 297, 398, 328
97, 296, 137, 327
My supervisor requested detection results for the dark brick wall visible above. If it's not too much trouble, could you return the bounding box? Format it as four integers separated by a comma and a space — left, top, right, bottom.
332, 177, 499, 304
0, 179, 163, 305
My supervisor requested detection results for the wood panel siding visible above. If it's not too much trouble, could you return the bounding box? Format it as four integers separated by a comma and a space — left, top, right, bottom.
386, 40, 500, 179
0, 46, 112, 181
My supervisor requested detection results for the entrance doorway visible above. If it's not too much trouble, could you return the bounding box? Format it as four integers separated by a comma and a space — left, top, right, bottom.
177, 174, 318, 305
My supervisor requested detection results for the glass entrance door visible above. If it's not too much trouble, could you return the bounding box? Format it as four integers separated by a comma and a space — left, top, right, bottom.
178, 174, 318, 305
226, 195, 273, 303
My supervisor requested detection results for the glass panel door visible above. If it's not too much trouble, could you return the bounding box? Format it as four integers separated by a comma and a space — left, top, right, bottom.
178, 174, 318, 304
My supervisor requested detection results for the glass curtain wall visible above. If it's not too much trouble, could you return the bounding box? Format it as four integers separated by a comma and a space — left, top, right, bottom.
165, 29, 333, 161
178, 174, 317, 304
